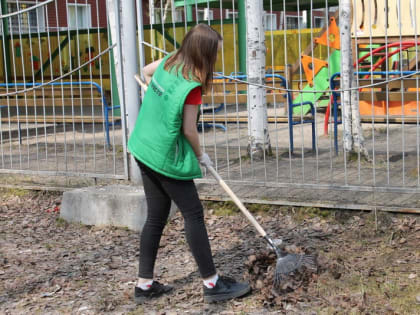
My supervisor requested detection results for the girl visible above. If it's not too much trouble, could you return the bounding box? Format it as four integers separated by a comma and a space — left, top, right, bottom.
128, 24, 250, 303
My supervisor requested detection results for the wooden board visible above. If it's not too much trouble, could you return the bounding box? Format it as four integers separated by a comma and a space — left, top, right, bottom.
0, 98, 103, 107
359, 80, 420, 89
200, 114, 420, 124
0, 87, 102, 99
200, 114, 312, 123
202, 93, 287, 104
360, 115, 420, 123
1, 115, 120, 124
332, 78, 420, 89
359, 92, 420, 102
208, 81, 284, 93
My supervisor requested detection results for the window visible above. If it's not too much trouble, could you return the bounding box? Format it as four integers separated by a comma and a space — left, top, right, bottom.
225, 9, 238, 20
314, 16, 325, 28
7, 1, 45, 34
154, 8, 183, 24
172, 9, 183, 23
67, 3, 91, 29
264, 13, 277, 30
197, 8, 213, 21
285, 16, 305, 29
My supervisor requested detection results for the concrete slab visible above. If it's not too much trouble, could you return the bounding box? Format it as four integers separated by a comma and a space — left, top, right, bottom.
60, 185, 176, 231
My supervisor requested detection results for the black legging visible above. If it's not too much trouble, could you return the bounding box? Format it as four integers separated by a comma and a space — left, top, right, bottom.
137, 160, 216, 279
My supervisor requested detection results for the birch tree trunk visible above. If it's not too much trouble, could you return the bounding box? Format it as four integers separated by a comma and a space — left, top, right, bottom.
246, 0, 271, 159
339, 0, 353, 153
340, 0, 369, 159
351, 78, 370, 159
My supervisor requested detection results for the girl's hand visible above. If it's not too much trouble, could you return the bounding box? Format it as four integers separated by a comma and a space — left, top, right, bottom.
198, 153, 213, 168
134, 74, 148, 91
142, 58, 164, 84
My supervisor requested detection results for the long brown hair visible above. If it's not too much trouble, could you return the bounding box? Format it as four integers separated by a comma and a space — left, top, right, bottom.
164, 24, 222, 92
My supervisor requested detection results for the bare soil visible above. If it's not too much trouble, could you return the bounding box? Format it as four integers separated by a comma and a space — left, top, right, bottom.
0, 189, 419, 314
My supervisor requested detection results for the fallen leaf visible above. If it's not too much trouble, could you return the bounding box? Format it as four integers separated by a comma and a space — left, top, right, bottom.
256, 279, 264, 289
41, 285, 61, 298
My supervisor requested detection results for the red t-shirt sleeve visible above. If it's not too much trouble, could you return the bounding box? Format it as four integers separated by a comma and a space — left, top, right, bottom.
184, 86, 202, 105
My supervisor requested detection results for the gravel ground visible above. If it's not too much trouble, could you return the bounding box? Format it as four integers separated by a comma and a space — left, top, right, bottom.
0, 189, 419, 314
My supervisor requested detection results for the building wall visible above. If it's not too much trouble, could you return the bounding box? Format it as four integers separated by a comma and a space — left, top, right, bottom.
44, 0, 107, 29
142, 0, 150, 25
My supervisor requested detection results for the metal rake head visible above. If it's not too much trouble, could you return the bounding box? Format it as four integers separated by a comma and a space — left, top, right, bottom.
273, 253, 317, 287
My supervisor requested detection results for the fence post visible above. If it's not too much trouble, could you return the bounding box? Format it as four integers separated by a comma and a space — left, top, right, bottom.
136, 0, 146, 98
0, 0, 11, 82
121, 0, 142, 183
246, 0, 271, 159
238, 0, 247, 74
107, 0, 141, 183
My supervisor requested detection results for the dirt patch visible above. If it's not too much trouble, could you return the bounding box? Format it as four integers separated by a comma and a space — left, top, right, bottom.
0, 189, 419, 314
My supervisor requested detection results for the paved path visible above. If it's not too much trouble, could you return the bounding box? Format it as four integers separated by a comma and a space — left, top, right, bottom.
0, 113, 419, 212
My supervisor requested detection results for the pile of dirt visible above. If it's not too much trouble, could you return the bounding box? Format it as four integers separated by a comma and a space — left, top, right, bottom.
245, 248, 320, 308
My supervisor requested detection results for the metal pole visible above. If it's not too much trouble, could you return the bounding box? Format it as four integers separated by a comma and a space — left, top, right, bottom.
238, 0, 246, 74
186, 5, 193, 22
136, 0, 146, 92
246, 0, 270, 159
1, 0, 11, 82
107, 0, 141, 183
121, 0, 141, 183
108, 25, 120, 122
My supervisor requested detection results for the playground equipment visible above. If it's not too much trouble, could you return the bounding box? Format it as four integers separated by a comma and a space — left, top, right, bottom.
292, 16, 341, 116
200, 73, 316, 153
356, 43, 420, 117
325, 41, 420, 151
329, 70, 419, 154
296, 0, 420, 114
296, 0, 420, 142
350, 0, 420, 118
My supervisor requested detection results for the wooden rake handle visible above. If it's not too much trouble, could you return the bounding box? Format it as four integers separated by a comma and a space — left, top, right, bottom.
134, 74, 148, 91
206, 165, 268, 238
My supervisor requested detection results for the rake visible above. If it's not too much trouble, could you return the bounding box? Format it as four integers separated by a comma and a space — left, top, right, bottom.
206, 165, 317, 286
134, 74, 149, 91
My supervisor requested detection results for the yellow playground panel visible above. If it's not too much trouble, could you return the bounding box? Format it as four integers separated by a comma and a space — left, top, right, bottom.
144, 24, 326, 75
0, 31, 111, 90
0, 23, 329, 92
353, 0, 420, 39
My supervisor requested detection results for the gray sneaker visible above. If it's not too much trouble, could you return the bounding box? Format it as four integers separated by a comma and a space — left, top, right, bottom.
203, 276, 251, 303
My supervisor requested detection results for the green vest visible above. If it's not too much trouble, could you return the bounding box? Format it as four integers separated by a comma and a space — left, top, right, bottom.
128, 56, 202, 180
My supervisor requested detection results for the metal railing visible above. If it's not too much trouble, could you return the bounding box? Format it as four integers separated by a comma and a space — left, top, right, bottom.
0, 0, 128, 180
1, 0, 419, 212
136, 0, 420, 211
